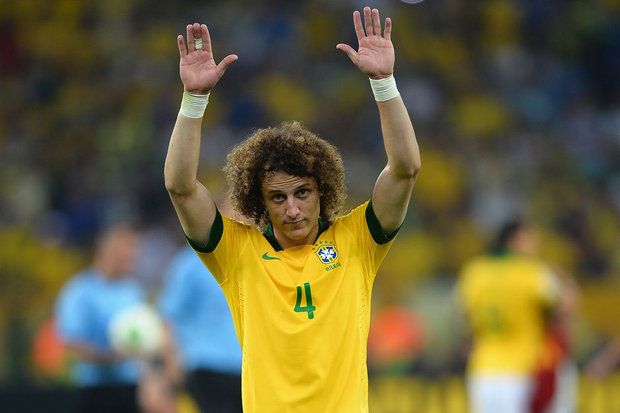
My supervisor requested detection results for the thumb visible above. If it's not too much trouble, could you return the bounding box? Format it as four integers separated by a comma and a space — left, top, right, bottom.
336, 44, 357, 63
217, 54, 238, 76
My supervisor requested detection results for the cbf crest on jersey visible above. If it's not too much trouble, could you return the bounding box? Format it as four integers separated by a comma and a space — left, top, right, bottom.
316, 245, 338, 264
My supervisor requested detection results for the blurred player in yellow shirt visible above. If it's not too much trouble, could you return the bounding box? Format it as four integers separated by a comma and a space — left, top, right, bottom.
456, 220, 559, 413
164, 7, 421, 412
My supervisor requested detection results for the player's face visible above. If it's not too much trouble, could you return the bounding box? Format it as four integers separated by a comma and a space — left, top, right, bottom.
511, 227, 540, 256
99, 229, 141, 278
261, 171, 321, 249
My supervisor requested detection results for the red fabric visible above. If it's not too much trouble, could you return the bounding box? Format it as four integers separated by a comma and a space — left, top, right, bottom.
529, 331, 566, 413
530, 364, 556, 413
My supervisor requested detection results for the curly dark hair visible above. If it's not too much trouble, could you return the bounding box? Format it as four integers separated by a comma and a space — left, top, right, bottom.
223, 121, 346, 227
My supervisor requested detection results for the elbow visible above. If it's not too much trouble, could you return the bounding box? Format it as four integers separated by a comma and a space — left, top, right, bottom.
395, 159, 421, 180
164, 176, 194, 198
164, 163, 197, 197
389, 145, 421, 179
164, 175, 178, 194
410, 159, 422, 177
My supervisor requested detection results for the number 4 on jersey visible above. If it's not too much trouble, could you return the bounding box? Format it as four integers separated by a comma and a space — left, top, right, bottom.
294, 282, 316, 320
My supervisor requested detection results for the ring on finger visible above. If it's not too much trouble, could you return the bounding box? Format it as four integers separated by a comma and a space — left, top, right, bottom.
194, 37, 204, 50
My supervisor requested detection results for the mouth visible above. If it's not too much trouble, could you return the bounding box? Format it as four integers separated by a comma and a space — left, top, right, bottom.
286, 219, 304, 225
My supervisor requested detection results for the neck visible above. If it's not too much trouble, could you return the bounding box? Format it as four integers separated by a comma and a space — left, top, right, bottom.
94, 260, 119, 279
273, 223, 319, 250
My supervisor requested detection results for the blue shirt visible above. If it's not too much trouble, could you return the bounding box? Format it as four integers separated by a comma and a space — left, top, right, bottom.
55, 269, 144, 386
159, 247, 241, 375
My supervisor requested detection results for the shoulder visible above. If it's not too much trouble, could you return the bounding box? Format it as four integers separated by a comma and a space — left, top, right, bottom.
220, 213, 263, 248
460, 256, 490, 277
221, 214, 264, 248
331, 201, 369, 233
334, 201, 369, 223
509, 256, 548, 274
457, 257, 496, 295
60, 270, 94, 295
333, 200, 400, 246
188, 211, 257, 254
222, 213, 257, 232
56, 270, 95, 308
520, 257, 557, 283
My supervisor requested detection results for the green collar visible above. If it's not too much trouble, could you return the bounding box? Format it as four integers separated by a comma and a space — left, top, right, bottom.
263, 218, 330, 251
491, 249, 514, 258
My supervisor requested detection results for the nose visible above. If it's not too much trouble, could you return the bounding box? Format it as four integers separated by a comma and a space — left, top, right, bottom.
285, 198, 300, 219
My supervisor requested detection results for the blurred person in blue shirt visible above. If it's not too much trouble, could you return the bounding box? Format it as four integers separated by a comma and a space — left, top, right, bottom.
55, 224, 144, 413
159, 246, 242, 413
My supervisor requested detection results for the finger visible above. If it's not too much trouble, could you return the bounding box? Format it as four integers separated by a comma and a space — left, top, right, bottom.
216, 54, 238, 77
202, 24, 213, 55
177, 35, 187, 58
384, 17, 392, 41
192, 22, 202, 50
186, 24, 195, 52
363, 6, 373, 36
192, 22, 201, 37
336, 43, 358, 64
353, 10, 365, 41
372, 8, 381, 37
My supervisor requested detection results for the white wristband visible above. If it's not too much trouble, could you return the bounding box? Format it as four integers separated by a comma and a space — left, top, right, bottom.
179, 91, 210, 118
369, 75, 399, 102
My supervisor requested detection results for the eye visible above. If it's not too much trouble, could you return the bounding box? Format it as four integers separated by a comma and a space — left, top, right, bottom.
272, 194, 286, 202
296, 188, 310, 197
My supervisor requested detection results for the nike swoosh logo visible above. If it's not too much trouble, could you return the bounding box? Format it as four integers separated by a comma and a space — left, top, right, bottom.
262, 252, 280, 261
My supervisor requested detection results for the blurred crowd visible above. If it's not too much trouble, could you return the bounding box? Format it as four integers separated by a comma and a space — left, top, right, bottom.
1, 0, 619, 395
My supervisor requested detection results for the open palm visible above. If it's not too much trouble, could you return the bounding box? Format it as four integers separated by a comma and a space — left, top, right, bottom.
177, 23, 238, 94
337, 7, 394, 79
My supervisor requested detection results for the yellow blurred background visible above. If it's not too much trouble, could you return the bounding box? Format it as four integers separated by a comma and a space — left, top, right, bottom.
1, 0, 619, 411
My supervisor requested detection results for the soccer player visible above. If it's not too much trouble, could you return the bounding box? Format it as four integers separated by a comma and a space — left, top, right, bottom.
164, 7, 421, 412
55, 225, 144, 413
456, 220, 560, 413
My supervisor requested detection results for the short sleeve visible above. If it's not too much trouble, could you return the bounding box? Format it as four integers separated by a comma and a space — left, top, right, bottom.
536, 266, 560, 307
337, 200, 398, 276
365, 200, 400, 244
55, 281, 89, 343
189, 213, 252, 285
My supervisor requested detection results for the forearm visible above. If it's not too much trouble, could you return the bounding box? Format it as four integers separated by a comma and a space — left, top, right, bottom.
160, 324, 183, 386
377, 95, 421, 178
66, 342, 119, 364
164, 113, 203, 196
340, 7, 417, 231
370, 79, 421, 232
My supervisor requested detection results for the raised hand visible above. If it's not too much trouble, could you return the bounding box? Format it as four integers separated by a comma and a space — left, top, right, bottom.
336, 7, 394, 79
177, 23, 238, 94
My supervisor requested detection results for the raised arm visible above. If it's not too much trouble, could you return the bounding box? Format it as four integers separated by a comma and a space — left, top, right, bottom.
164, 23, 238, 245
337, 7, 421, 233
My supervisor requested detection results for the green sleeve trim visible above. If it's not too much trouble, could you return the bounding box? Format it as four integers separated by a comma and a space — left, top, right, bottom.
186, 209, 224, 253
365, 200, 400, 245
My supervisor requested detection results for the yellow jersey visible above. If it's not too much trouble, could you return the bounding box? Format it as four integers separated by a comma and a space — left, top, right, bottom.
457, 254, 558, 375
191, 201, 395, 413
